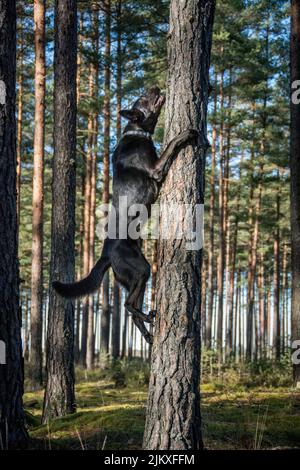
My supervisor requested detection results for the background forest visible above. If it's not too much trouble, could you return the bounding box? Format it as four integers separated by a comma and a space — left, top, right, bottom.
10, 0, 300, 449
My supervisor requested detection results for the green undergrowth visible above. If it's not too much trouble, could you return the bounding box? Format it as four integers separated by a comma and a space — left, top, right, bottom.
24, 359, 300, 450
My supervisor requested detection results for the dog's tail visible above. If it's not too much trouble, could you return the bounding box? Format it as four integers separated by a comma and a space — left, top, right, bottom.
53, 255, 110, 299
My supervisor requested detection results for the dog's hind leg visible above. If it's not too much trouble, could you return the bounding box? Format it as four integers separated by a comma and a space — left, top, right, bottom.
125, 279, 154, 344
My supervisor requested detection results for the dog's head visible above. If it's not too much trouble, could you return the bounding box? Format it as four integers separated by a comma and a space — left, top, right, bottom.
120, 86, 165, 134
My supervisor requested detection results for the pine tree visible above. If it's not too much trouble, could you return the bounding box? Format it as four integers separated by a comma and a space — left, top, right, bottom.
42, 0, 77, 422
0, 0, 28, 448
143, 0, 216, 450
291, 0, 300, 387
29, 0, 46, 389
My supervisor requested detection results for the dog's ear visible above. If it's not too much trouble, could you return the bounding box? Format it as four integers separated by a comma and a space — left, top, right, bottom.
120, 108, 144, 123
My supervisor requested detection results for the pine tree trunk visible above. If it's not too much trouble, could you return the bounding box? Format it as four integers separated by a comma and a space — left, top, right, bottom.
291, 0, 300, 387
143, 0, 215, 450
100, 0, 111, 368
86, 7, 99, 371
42, 0, 77, 422
80, 70, 93, 367
217, 67, 225, 359
29, 0, 46, 389
112, 0, 122, 362
16, 22, 23, 226
273, 172, 281, 359
206, 79, 217, 349
0, 0, 28, 447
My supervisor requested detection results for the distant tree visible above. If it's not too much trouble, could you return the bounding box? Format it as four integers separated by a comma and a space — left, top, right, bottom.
42, 0, 77, 422
143, 0, 216, 450
100, 0, 111, 368
29, 0, 46, 389
0, 0, 28, 447
291, 0, 300, 387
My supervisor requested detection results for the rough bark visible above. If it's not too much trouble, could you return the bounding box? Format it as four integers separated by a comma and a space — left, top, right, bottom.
112, 0, 122, 362
100, 0, 111, 367
16, 22, 23, 226
29, 0, 46, 389
291, 0, 300, 387
273, 172, 281, 359
206, 78, 217, 349
216, 67, 225, 359
86, 7, 99, 371
143, 0, 215, 450
0, 0, 28, 448
42, 0, 77, 422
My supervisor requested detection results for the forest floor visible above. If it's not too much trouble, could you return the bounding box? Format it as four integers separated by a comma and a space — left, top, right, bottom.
24, 369, 300, 450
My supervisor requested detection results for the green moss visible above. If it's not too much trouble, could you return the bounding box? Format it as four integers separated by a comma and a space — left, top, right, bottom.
25, 378, 300, 450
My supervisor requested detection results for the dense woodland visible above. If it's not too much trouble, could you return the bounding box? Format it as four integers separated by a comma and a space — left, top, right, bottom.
0, 0, 300, 451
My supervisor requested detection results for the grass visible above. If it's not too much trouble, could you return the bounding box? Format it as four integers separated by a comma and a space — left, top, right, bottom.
24, 368, 300, 450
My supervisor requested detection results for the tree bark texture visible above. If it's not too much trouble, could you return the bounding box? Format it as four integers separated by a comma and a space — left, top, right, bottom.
291, 0, 300, 387
29, 0, 46, 389
42, 0, 77, 422
0, 0, 28, 448
143, 0, 215, 450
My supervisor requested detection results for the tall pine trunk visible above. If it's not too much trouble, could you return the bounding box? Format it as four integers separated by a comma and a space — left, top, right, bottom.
112, 0, 122, 361
206, 79, 217, 349
16, 22, 23, 226
0, 0, 28, 447
100, 0, 111, 367
29, 0, 46, 389
143, 0, 215, 450
42, 0, 77, 422
291, 0, 300, 387
217, 68, 225, 359
86, 6, 100, 370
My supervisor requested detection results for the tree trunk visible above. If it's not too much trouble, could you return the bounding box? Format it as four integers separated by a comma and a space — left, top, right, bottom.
206, 78, 217, 349
273, 172, 281, 359
16, 22, 23, 226
100, 0, 111, 368
143, 0, 215, 450
112, 0, 122, 362
29, 0, 46, 390
42, 0, 77, 422
217, 67, 225, 359
291, 0, 300, 387
0, 0, 28, 447
86, 6, 99, 371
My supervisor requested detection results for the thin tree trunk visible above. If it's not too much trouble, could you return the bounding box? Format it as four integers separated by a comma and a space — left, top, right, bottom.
80, 71, 93, 367
0, 0, 28, 447
112, 0, 122, 362
86, 6, 99, 371
201, 258, 207, 344
23, 292, 30, 362
291, 0, 300, 387
143, 0, 215, 450
42, 0, 77, 422
29, 0, 46, 389
258, 252, 265, 357
16, 23, 23, 226
206, 78, 217, 349
217, 67, 225, 359
100, 0, 111, 368
282, 243, 287, 354
273, 172, 281, 359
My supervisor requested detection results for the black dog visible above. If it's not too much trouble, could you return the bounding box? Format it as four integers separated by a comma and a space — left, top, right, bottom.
53, 86, 198, 343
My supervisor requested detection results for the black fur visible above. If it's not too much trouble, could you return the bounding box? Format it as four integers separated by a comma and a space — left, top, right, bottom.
53, 86, 198, 343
